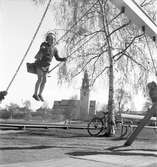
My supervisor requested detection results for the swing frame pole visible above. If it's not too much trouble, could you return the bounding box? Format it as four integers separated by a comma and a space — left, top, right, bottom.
124, 102, 157, 146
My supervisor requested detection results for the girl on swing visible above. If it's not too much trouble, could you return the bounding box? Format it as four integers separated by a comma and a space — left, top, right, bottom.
33, 32, 67, 101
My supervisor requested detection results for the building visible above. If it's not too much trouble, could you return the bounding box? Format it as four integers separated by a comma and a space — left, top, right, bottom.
51, 71, 96, 121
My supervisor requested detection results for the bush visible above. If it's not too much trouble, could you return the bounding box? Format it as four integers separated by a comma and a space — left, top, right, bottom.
0, 110, 11, 119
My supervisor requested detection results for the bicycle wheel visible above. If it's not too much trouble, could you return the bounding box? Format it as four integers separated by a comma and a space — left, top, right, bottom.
87, 117, 104, 137
120, 125, 128, 137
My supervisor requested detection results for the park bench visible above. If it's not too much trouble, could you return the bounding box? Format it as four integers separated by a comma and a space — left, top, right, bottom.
120, 113, 157, 137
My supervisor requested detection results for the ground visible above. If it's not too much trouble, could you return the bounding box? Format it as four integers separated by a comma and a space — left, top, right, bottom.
0, 125, 157, 167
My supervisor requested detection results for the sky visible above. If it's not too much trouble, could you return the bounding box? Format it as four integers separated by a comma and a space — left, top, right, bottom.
0, 0, 108, 110
0, 0, 157, 111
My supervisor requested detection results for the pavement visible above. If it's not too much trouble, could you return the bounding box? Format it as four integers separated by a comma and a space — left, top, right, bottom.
0, 149, 157, 167
0, 128, 157, 167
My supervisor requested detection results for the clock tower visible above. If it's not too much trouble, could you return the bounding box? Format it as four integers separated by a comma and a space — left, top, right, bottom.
80, 70, 89, 120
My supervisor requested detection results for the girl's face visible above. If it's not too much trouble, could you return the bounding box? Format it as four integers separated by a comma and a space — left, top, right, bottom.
47, 36, 54, 45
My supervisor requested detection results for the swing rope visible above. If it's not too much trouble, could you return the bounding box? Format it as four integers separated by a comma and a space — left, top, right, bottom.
6, 0, 52, 92
8, 0, 99, 85
0, 0, 99, 101
144, 34, 157, 75
153, 38, 157, 133
0, 0, 52, 102
2, 0, 99, 101
48, 32, 98, 74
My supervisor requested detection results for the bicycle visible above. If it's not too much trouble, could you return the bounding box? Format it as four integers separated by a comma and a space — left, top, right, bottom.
87, 112, 109, 137
87, 112, 123, 137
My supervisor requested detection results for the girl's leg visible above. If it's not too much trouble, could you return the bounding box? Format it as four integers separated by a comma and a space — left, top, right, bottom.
33, 68, 43, 100
38, 72, 47, 101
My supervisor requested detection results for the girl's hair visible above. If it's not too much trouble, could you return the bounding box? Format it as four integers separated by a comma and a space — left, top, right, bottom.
147, 81, 157, 90
45, 31, 56, 42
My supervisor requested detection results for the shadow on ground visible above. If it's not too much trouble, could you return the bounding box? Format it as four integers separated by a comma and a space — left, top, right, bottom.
67, 146, 157, 158
0, 145, 85, 150
0, 129, 90, 138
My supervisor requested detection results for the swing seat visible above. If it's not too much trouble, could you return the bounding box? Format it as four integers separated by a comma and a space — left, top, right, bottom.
26, 63, 37, 74
0, 91, 7, 102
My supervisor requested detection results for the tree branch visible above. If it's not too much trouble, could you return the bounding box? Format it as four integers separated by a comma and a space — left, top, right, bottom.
108, 21, 131, 38
71, 55, 99, 79
91, 66, 110, 87
112, 33, 144, 59
71, 47, 108, 79
115, 52, 147, 71
91, 56, 101, 79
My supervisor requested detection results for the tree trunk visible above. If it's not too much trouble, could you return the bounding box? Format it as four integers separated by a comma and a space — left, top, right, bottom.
107, 48, 115, 136
98, 0, 115, 136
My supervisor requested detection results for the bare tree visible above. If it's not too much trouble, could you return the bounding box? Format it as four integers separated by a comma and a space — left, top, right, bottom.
32, 0, 157, 136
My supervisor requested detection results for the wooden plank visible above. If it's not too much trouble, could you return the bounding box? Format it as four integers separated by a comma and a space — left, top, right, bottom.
121, 113, 157, 121
110, 0, 157, 40
0, 123, 89, 130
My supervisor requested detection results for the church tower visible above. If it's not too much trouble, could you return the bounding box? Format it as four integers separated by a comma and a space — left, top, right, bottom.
80, 70, 90, 120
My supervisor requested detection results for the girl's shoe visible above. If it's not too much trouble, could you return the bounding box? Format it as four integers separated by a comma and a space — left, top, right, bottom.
38, 94, 44, 101
33, 94, 40, 101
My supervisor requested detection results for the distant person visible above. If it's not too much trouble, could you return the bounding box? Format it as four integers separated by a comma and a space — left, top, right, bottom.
147, 81, 157, 117
33, 32, 67, 101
